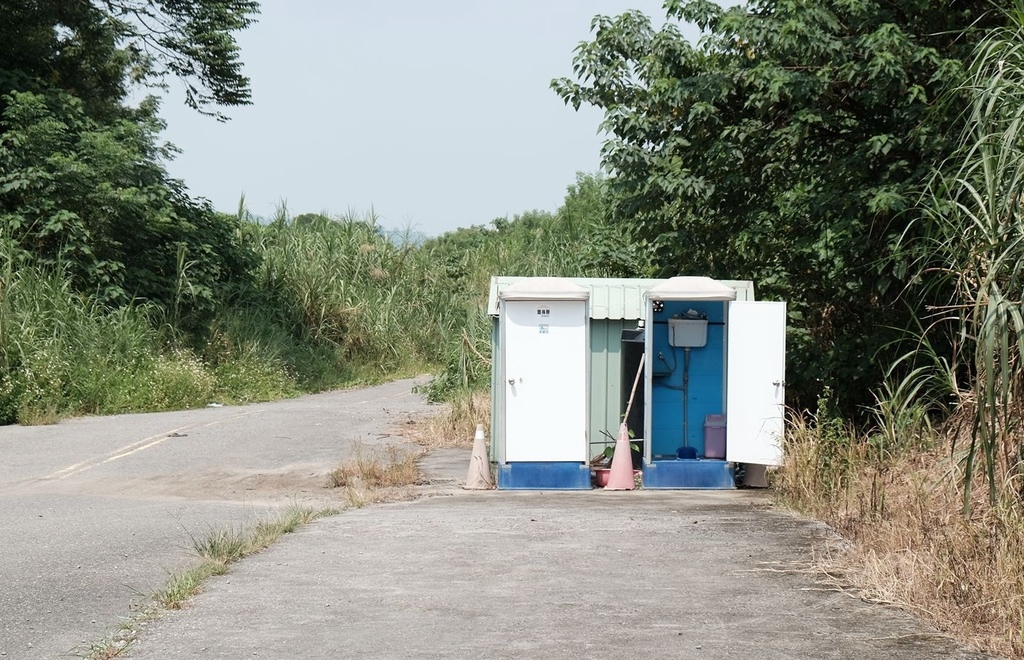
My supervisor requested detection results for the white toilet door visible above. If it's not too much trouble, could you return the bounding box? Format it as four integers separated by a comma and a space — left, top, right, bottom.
502, 299, 588, 462
726, 301, 786, 466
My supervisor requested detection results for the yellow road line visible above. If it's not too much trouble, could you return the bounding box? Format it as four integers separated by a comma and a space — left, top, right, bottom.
40, 410, 260, 481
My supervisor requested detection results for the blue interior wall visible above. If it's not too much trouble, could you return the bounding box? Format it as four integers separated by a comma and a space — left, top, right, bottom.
649, 301, 726, 458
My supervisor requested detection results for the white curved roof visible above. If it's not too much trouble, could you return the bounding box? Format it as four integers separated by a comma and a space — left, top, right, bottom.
487, 276, 754, 317
498, 277, 590, 301
645, 276, 737, 301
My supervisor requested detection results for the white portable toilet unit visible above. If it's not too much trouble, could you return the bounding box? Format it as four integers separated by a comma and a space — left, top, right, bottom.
641, 277, 786, 488
496, 278, 591, 489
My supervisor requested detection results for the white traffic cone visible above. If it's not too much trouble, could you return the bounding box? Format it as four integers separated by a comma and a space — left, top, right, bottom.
464, 424, 493, 489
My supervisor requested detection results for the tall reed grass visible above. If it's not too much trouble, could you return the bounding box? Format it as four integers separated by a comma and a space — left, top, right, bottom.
907, 1, 1024, 512
0, 173, 629, 425
239, 209, 481, 388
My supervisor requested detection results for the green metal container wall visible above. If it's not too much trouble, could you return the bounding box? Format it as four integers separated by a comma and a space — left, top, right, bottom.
587, 319, 631, 459
490, 317, 502, 463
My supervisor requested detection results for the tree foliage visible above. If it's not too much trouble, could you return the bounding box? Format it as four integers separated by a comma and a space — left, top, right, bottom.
0, 0, 259, 329
0, 0, 258, 119
553, 0, 998, 412
0, 91, 254, 325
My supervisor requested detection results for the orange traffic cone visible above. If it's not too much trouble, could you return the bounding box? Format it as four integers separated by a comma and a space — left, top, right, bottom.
604, 422, 635, 490
464, 424, 493, 489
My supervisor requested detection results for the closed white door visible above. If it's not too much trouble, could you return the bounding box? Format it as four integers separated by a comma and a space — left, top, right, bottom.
503, 300, 587, 462
726, 301, 786, 466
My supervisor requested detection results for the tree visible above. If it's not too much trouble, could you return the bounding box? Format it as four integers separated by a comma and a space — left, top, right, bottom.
101, 0, 259, 114
0, 90, 255, 326
553, 0, 999, 413
0, 0, 258, 119
0, 0, 259, 327
558, 172, 650, 278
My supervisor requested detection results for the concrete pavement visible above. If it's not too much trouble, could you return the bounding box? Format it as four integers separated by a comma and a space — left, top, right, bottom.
125, 487, 996, 660
0, 378, 999, 660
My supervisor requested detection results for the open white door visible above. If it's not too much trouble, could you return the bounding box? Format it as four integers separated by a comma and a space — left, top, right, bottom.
726, 301, 786, 466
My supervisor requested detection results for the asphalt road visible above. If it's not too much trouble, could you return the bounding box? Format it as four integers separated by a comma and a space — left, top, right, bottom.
0, 379, 435, 659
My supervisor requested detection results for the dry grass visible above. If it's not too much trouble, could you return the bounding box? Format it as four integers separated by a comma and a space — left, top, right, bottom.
327, 444, 422, 488
840, 460, 1024, 656
408, 390, 490, 449
326, 443, 424, 507
18, 403, 62, 426
776, 417, 1024, 658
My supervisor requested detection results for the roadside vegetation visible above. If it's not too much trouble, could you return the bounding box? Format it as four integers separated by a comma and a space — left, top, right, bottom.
774, 10, 1024, 654
0, 173, 634, 425
554, 1, 1024, 657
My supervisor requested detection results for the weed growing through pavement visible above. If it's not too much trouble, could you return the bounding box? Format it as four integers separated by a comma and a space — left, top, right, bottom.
79, 505, 337, 659
326, 443, 424, 507
82, 444, 430, 658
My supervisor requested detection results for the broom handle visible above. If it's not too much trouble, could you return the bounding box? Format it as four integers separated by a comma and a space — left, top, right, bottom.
623, 354, 645, 424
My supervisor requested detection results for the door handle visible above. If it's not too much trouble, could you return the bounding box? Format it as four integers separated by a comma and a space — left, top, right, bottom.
772, 380, 786, 386
508, 379, 515, 386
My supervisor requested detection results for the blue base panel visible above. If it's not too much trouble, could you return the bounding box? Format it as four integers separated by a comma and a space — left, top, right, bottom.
642, 459, 735, 489
498, 462, 592, 490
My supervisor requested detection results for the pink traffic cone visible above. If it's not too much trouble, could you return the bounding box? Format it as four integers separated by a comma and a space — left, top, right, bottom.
604, 422, 635, 490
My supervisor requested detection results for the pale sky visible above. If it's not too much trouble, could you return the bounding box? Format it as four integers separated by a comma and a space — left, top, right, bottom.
154, 1, 694, 235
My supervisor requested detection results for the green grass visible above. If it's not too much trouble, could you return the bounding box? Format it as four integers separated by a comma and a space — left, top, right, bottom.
160, 506, 332, 610
80, 506, 338, 659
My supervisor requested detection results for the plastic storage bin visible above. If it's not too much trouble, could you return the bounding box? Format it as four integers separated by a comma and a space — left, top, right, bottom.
703, 414, 726, 459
